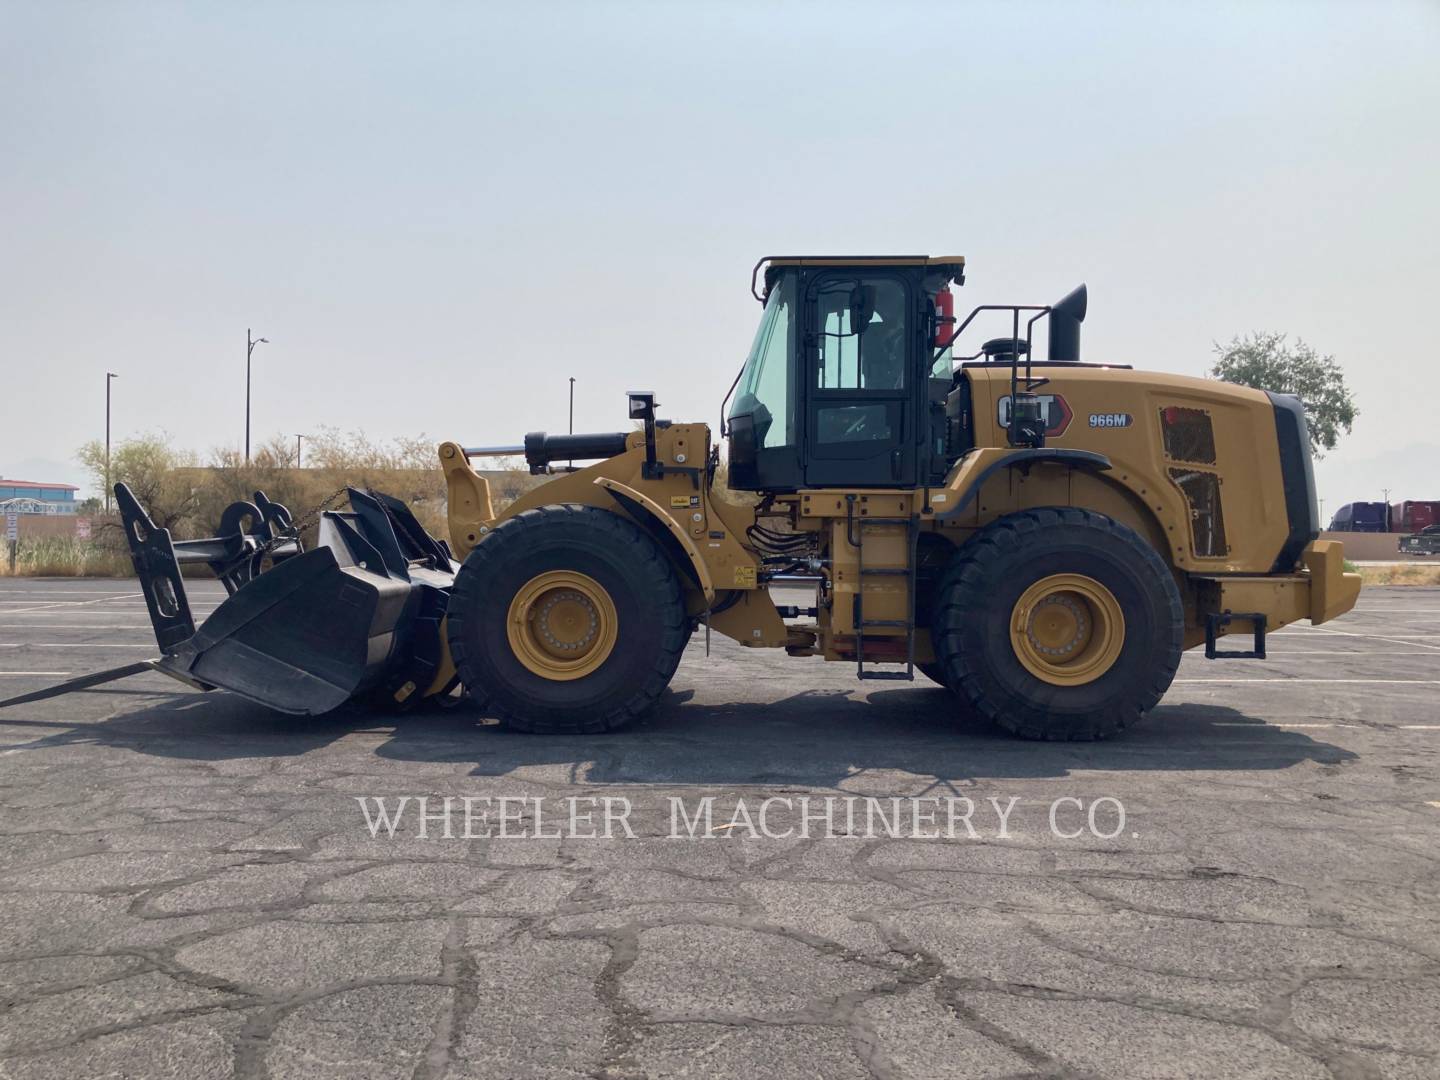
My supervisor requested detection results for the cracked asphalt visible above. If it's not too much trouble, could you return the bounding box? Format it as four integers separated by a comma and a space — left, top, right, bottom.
1, 580, 1438, 1079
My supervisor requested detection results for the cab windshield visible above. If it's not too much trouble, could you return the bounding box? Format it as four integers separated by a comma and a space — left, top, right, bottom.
728, 271, 795, 449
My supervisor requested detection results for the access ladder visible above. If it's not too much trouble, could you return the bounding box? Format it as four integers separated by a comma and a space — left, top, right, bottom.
846, 495, 919, 682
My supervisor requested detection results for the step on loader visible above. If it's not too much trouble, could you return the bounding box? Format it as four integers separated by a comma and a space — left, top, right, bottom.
3, 256, 1362, 739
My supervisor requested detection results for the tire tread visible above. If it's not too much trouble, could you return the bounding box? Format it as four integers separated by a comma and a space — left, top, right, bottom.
933, 507, 1183, 741
447, 503, 688, 733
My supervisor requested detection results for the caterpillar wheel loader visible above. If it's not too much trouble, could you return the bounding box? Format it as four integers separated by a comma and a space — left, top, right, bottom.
2, 256, 1361, 740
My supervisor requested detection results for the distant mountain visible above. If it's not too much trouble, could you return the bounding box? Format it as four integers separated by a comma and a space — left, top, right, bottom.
0, 457, 92, 499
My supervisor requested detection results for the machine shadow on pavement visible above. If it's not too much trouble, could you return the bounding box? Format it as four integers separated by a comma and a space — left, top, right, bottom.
375, 689, 1358, 785
0, 682, 1356, 787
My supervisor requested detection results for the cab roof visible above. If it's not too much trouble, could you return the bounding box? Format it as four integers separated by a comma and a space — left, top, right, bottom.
762, 255, 965, 268
752, 255, 965, 301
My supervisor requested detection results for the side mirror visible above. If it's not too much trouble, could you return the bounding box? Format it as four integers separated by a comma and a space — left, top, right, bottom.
848, 285, 876, 332
627, 391, 656, 421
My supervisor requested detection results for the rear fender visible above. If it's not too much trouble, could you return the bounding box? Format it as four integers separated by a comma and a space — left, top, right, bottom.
934, 447, 1113, 519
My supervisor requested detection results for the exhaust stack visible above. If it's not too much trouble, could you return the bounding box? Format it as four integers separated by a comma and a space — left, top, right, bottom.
1047, 283, 1088, 363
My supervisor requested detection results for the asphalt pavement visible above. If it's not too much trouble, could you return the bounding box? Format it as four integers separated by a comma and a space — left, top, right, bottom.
1, 579, 1438, 1079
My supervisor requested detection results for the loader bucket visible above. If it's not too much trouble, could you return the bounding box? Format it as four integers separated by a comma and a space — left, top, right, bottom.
155, 541, 421, 714
14, 484, 460, 716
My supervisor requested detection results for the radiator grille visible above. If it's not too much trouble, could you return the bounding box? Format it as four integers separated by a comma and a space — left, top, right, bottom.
1169, 468, 1228, 557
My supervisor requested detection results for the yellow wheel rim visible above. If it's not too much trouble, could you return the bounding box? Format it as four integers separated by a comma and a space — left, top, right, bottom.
506, 571, 618, 681
1009, 573, 1125, 686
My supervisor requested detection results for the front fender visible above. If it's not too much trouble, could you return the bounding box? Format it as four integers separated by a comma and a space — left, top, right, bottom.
593, 477, 716, 604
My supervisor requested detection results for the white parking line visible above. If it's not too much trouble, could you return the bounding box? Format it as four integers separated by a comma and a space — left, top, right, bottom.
0, 625, 154, 630
1399, 725, 1440, 730
1169, 676, 1440, 685
0, 592, 145, 598
1213, 722, 1342, 728
0, 604, 217, 610
1182, 652, 1440, 658
0, 594, 144, 615
1271, 630, 1440, 636
1351, 616, 1440, 620
0, 643, 154, 648
1312, 635, 1440, 641
1283, 626, 1440, 652
1347, 604, 1440, 613
0, 610, 217, 621
0, 595, 143, 605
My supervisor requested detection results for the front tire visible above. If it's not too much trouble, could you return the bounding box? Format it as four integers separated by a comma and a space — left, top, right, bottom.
917, 661, 951, 688
447, 504, 688, 733
933, 507, 1182, 740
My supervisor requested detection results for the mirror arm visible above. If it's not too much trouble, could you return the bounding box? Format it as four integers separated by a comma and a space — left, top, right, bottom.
719, 363, 745, 436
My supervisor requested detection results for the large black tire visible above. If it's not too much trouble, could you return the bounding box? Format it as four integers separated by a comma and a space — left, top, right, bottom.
915, 536, 958, 691
917, 661, 951, 688
933, 507, 1182, 740
447, 504, 687, 733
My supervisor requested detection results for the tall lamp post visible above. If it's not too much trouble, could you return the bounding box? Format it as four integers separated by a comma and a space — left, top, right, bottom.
246, 329, 269, 462
294, 433, 309, 468
105, 372, 118, 513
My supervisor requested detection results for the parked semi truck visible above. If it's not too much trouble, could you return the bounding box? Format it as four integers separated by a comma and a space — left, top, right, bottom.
1329, 502, 1390, 533
1390, 501, 1440, 534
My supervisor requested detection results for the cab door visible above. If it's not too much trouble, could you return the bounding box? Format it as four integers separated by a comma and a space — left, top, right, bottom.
802, 271, 917, 487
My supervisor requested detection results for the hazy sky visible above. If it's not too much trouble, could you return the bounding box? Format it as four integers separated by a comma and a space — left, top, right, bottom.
3, 0, 1437, 513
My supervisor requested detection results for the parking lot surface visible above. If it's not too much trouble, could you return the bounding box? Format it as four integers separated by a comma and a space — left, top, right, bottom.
1, 579, 1438, 1079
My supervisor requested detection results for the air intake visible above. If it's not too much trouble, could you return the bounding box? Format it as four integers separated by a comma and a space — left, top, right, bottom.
1160, 406, 1217, 465
981, 337, 1030, 365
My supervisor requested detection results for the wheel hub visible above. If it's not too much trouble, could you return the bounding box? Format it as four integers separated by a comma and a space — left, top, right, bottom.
1027, 594, 1089, 658
507, 571, 618, 680
1010, 573, 1125, 686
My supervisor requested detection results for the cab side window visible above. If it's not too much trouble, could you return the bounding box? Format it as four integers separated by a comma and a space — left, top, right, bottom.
815, 279, 907, 391
813, 277, 908, 445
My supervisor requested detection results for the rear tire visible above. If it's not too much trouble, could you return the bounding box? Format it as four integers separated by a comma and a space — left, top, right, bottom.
447, 504, 687, 733
933, 507, 1182, 740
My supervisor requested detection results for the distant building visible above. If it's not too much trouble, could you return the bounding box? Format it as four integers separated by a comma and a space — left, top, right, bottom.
0, 479, 80, 514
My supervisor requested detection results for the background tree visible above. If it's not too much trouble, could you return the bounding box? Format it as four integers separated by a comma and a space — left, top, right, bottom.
77, 429, 538, 547
1210, 332, 1357, 456
76, 433, 200, 531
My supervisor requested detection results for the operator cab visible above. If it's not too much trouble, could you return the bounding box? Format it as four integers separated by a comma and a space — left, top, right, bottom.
726, 256, 965, 491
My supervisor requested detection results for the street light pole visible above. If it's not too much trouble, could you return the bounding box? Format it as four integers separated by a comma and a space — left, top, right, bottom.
246, 329, 269, 462
105, 372, 118, 513
294, 433, 308, 468
568, 377, 575, 434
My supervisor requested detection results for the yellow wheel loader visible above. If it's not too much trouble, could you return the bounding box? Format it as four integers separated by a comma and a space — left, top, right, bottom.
4, 256, 1360, 740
